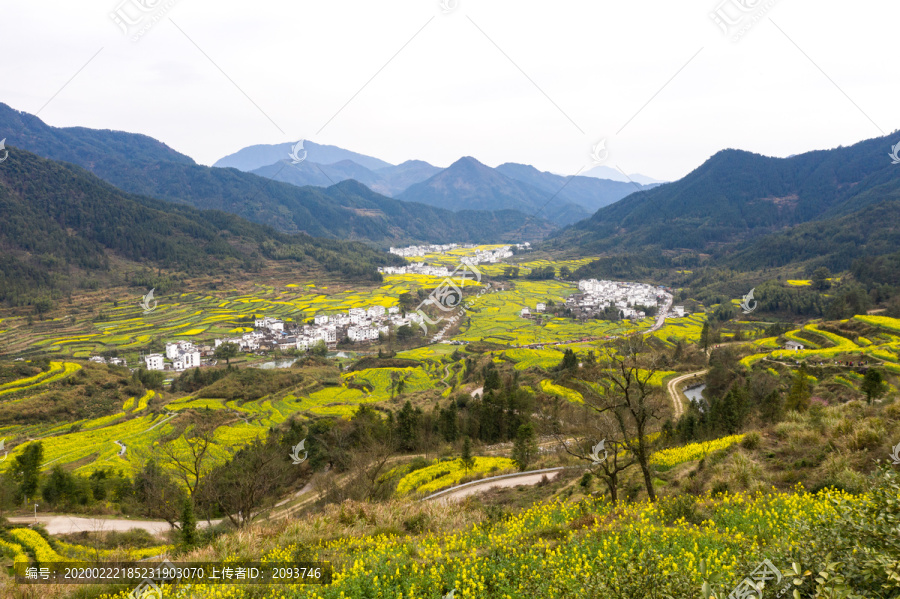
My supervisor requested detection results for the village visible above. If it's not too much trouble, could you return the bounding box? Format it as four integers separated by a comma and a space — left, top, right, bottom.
552, 279, 680, 321
132, 304, 423, 372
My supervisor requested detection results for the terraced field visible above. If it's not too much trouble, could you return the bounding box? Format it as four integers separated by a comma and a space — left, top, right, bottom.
454, 280, 644, 345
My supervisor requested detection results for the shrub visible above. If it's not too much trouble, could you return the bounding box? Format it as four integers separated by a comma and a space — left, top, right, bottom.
740, 431, 761, 450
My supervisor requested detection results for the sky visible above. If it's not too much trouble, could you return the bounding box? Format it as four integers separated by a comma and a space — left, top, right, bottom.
0, 0, 897, 181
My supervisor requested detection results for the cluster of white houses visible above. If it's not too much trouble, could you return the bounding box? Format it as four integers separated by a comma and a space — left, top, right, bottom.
221, 307, 422, 352
561, 279, 678, 320
138, 306, 422, 371
387, 242, 531, 261
388, 244, 467, 258
142, 340, 203, 372
378, 263, 451, 276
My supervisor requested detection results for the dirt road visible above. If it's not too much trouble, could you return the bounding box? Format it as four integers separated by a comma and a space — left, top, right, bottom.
666, 369, 707, 418
423, 468, 565, 503
6, 515, 220, 535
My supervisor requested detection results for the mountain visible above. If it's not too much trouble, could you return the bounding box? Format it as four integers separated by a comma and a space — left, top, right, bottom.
495, 162, 653, 214
580, 165, 665, 185
213, 141, 392, 172
374, 160, 443, 196
0, 103, 548, 245
398, 156, 591, 226
723, 196, 900, 273
0, 147, 404, 304
249, 158, 442, 197
555, 133, 900, 253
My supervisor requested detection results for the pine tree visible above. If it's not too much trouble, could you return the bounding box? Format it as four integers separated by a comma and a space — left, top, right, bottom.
861, 369, 887, 405
13, 442, 43, 502
700, 321, 710, 350
461, 437, 475, 474
786, 364, 811, 412
180, 498, 197, 549
511, 423, 538, 472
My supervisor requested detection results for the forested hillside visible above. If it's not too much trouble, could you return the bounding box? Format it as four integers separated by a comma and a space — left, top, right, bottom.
0, 148, 402, 305
0, 103, 552, 244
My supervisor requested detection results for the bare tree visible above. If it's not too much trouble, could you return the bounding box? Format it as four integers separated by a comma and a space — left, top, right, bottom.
573, 337, 667, 501
159, 422, 216, 502
546, 397, 635, 503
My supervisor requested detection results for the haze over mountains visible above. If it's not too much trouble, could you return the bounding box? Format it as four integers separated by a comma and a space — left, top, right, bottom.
3, 99, 900, 280
0, 103, 552, 245
215, 141, 662, 226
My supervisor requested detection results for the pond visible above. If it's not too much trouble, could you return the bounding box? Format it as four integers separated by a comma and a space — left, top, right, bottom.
683, 383, 706, 403
254, 359, 297, 370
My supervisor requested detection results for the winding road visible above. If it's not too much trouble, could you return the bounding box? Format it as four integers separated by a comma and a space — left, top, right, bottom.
422, 467, 567, 503
666, 369, 708, 418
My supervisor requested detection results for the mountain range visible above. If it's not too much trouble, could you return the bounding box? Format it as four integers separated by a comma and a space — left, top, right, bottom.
0, 103, 552, 245
0, 147, 403, 304
217, 142, 661, 226
553, 131, 900, 275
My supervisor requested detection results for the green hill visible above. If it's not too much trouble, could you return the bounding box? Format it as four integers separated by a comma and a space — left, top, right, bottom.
554, 133, 900, 253
0, 103, 551, 244
0, 147, 401, 304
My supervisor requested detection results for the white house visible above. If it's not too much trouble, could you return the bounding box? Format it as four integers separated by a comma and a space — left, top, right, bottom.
535, 303, 546, 312
144, 354, 165, 371
367, 305, 386, 318
672, 306, 686, 318
348, 326, 379, 342
349, 308, 367, 325
314, 314, 329, 325
520, 308, 531, 318
784, 341, 805, 351
388, 306, 400, 315
166, 341, 195, 360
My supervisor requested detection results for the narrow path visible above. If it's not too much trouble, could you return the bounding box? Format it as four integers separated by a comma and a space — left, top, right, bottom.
114, 440, 126, 457
422, 467, 568, 503
7, 515, 220, 535
439, 364, 452, 389
666, 369, 707, 419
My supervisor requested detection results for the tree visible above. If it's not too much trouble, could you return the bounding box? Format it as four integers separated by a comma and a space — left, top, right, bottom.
700, 321, 711, 351
133, 459, 185, 529
11, 442, 43, 502
559, 266, 572, 279
180, 497, 198, 548
214, 342, 240, 366
159, 423, 215, 502
398, 292, 416, 313
861, 369, 887, 405
439, 401, 459, 442
461, 437, 475, 474
785, 363, 811, 412
396, 324, 415, 341
396, 401, 420, 451
512, 423, 538, 471
199, 436, 293, 528
558, 349, 578, 371
576, 338, 666, 501
811, 267, 832, 291
548, 396, 635, 503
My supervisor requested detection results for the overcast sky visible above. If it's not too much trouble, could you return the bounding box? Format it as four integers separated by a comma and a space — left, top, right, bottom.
1, 0, 896, 181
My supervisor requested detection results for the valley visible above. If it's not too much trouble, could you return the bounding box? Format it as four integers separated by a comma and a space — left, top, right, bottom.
1, 6, 899, 595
